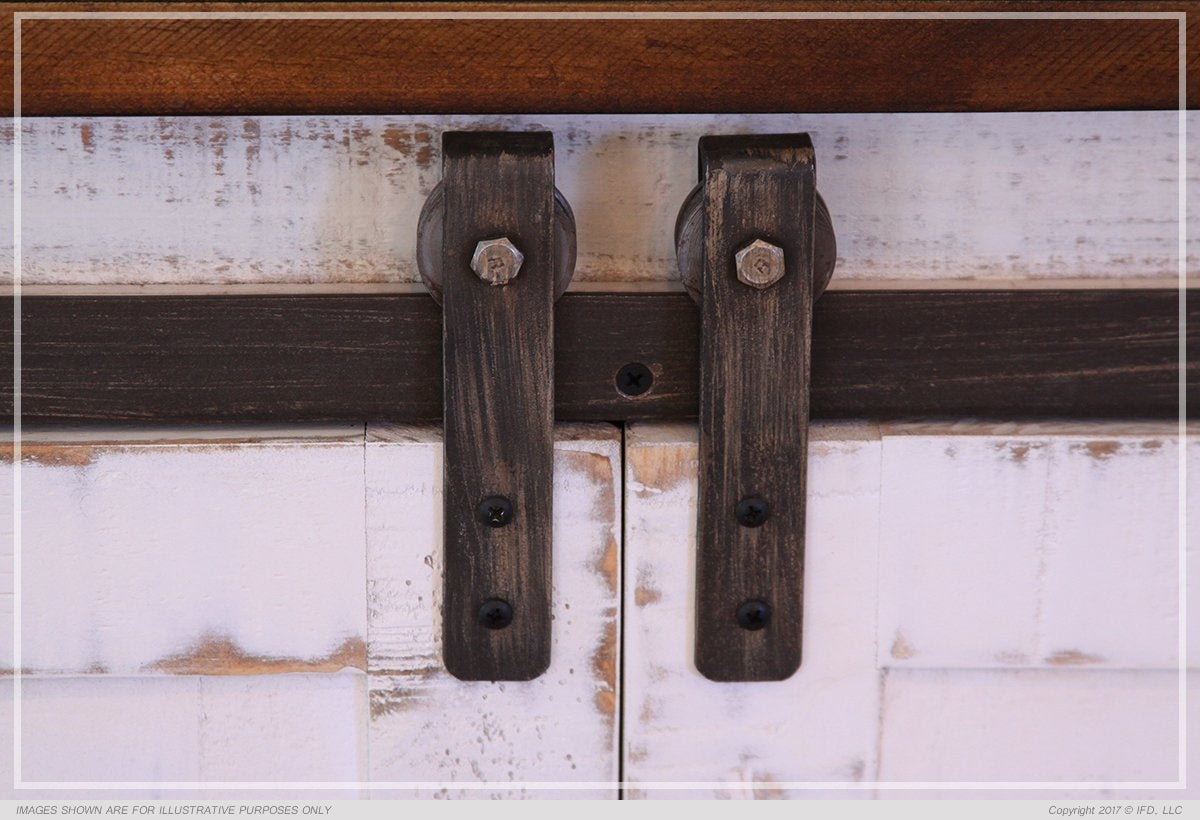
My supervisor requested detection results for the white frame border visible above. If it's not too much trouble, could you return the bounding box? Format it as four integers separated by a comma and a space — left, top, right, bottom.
9, 7, 1190, 794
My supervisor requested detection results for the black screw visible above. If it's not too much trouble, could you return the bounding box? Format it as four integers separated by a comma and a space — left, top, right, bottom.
476, 495, 514, 528
616, 362, 654, 397
735, 496, 770, 527
478, 598, 514, 630
736, 600, 771, 631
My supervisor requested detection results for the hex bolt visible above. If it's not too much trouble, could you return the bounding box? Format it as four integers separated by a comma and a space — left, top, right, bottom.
470, 237, 524, 286
734, 238, 786, 289
476, 495, 514, 528
616, 362, 654, 397
735, 600, 771, 631
735, 496, 770, 527
478, 598, 514, 630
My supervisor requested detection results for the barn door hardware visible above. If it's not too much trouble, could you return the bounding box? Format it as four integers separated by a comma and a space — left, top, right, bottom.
415, 130, 577, 681
675, 134, 837, 681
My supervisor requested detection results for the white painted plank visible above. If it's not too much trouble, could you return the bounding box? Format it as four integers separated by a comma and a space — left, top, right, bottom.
196, 672, 368, 784
0, 426, 368, 676
3, 112, 1192, 287
876, 430, 1047, 669
876, 668, 1178, 784
623, 421, 1193, 797
877, 423, 1190, 671
875, 670, 1200, 799
364, 424, 620, 798
622, 422, 883, 798
0, 674, 368, 798
0, 431, 374, 793
0, 424, 623, 796
20, 676, 204, 785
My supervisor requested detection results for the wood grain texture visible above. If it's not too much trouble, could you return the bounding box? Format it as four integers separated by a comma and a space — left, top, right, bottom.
365, 424, 621, 797
1, 3, 1191, 116
5, 675, 368, 793
878, 669, 1179, 785
7, 113, 1192, 288
695, 136, 814, 681
0, 424, 622, 795
4, 290, 1192, 424
623, 422, 886, 796
874, 425, 1189, 672
440, 132, 554, 681
2, 428, 369, 677
624, 421, 1198, 796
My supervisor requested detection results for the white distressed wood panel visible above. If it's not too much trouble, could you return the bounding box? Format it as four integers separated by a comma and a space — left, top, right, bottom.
875, 671, 1200, 800
876, 669, 1178, 784
877, 423, 1189, 671
1, 426, 369, 676
195, 672, 368, 783
365, 424, 620, 798
623, 422, 1194, 797
19, 676, 204, 785
0, 424, 624, 796
0, 674, 368, 798
4, 111, 1192, 287
622, 422, 884, 798
0, 428, 373, 796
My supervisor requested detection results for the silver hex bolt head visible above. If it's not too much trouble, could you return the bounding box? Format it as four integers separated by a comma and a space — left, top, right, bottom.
470, 237, 524, 286
734, 239, 786, 289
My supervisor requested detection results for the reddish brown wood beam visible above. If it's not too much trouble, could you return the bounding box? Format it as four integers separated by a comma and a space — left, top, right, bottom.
0, 2, 1193, 116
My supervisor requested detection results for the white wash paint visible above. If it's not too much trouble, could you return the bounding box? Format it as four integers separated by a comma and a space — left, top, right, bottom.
1, 111, 1193, 287
1, 426, 369, 675
622, 422, 884, 799
622, 422, 1196, 796
364, 424, 621, 798
0, 674, 369, 798
874, 671, 1200, 801
2, 425, 624, 796
876, 422, 1189, 671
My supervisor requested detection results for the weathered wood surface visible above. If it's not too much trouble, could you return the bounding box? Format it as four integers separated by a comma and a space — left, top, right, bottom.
875, 670, 1184, 791
3, 426, 369, 676
1, 5, 1190, 117
1, 423, 1192, 795
877, 423, 1191, 672
623, 421, 1197, 797
695, 136, 814, 681
1, 676, 369, 799
4, 113, 1193, 287
366, 424, 621, 797
0, 424, 621, 796
440, 132, 555, 681
0, 427, 371, 796
4, 290, 1191, 424
625, 422, 885, 796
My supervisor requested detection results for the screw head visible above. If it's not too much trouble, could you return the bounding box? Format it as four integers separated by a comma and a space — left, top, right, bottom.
735, 239, 786, 289
478, 598, 514, 630
735, 496, 770, 528
470, 237, 524, 286
476, 495, 514, 528
616, 362, 654, 397
736, 600, 771, 631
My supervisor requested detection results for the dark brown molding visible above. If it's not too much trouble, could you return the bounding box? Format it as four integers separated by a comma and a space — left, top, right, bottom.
2, 3, 1193, 115
4, 289, 1193, 424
